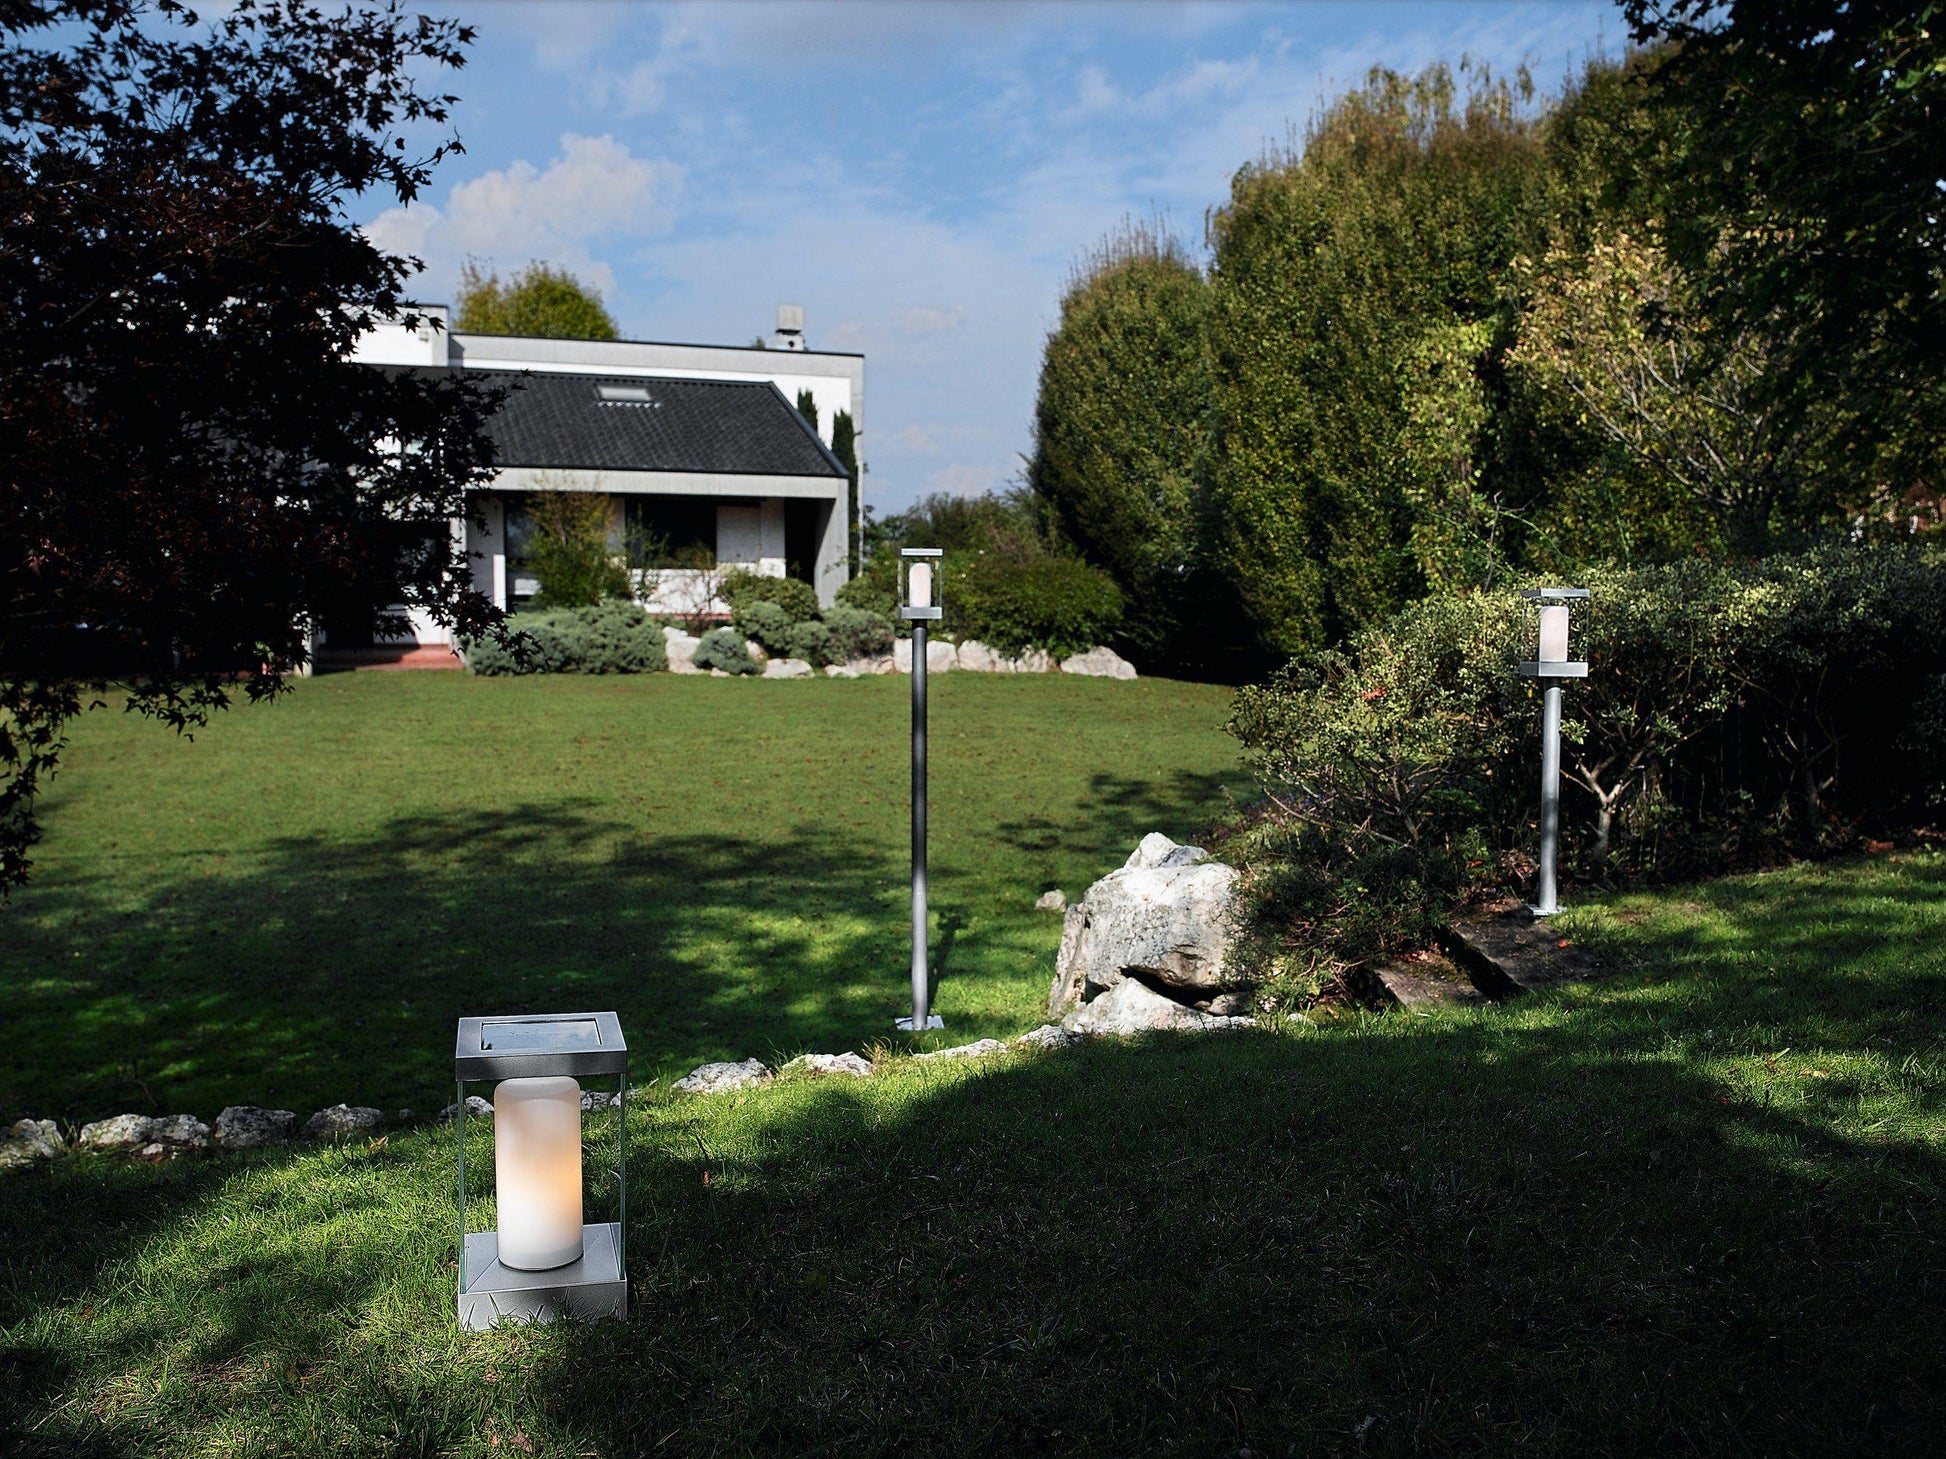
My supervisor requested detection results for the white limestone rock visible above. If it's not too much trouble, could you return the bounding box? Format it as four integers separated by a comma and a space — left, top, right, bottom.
1035, 888, 1067, 913
894, 639, 957, 674
663, 625, 705, 674
0, 1118, 65, 1169
1048, 833, 1240, 1017
213, 1106, 296, 1149
781, 1052, 874, 1079
917, 1039, 1008, 1062
744, 638, 769, 665
1059, 978, 1250, 1038
955, 640, 1011, 672
1013, 1023, 1083, 1051
673, 1059, 773, 1095
825, 664, 859, 678
300, 1104, 386, 1141
440, 1094, 495, 1120
1011, 647, 1054, 673
764, 657, 814, 679
1059, 646, 1138, 680
78, 1113, 157, 1152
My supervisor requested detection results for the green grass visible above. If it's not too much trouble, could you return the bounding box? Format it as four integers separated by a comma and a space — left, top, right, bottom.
0, 672, 1251, 1121
1, 853, 1942, 1454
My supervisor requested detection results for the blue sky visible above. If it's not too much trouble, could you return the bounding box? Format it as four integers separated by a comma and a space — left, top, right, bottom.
362, 0, 1624, 515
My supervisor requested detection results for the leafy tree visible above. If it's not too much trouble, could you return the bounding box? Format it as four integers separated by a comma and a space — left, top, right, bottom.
522, 491, 629, 608
830, 408, 858, 574
0, 0, 500, 891
1624, 1, 1946, 505
1204, 64, 1553, 656
455, 260, 618, 341
1028, 219, 1212, 665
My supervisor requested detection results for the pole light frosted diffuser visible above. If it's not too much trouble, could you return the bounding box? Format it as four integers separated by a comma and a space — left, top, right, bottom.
453, 1012, 628, 1329
1517, 588, 1590, 917
897, 547, 945, 1033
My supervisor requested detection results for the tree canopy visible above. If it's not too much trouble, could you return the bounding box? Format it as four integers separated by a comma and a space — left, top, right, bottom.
454, 261, 619, 341
0, 0, 500, 890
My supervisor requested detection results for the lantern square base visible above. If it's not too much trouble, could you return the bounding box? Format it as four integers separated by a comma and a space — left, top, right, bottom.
893, 1014, 945, 1031
459, 1221, 626, 1330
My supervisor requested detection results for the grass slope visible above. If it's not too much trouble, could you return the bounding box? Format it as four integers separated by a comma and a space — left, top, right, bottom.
1, 854, 1942, 1455
0, 672, 1251, 1121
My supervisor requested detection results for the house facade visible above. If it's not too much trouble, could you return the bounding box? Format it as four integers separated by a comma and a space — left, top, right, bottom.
345, 305, 861, 651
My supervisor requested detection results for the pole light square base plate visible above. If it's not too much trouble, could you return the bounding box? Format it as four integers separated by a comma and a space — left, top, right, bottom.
1526, 903, 1560, 919
459, 1222, 626, 1330
893, 1014, 945, 1032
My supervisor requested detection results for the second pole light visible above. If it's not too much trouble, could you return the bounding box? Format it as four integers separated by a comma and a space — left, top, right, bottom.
897, 547, 945, 1033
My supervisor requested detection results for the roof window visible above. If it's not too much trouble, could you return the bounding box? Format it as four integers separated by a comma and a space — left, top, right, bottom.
597, 384, 657, 407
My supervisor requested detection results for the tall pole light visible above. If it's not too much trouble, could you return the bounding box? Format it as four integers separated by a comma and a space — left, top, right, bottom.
897, 547, 945, 1033
1517, 588, 1590, 917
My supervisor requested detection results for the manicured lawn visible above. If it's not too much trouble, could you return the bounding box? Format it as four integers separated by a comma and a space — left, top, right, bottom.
2, 853, 1942, 1455
0, 670, 1252, 1123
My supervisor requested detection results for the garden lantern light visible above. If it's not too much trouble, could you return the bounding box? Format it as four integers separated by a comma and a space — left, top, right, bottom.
453, 1011, 628, 1329
897, 546, 945, 1033
1517, 588, 1590, 917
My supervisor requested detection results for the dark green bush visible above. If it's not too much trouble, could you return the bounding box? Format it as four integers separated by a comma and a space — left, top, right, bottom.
1226, 543, 1946, 992
465, 602, 667, 676
692, 625, 758, 675
732, 600, 793, 656
719, 568, 820, 623
833, 575, 897, 621
823, 605, 894, 662
784, 619, 833, 667
949, 546, 1124, 659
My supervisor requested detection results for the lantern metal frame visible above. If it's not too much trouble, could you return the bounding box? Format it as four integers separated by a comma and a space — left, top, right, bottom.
895, 548, 945, 1033
1516, 588, 1590, 918
454, 1011, 628, 1330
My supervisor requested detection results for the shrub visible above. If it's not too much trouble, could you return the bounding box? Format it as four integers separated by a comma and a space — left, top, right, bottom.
823, 604, 894, 663
692, 625, 759, 675
784, 619, 834, 667
833, 574, 897, 621
950, 546, 1124, 659
719, 568, 820, 623
522, 491, 631, 608
465, 602, 667, 676
1225, 543, 1946, 993
732, 600, 793, 656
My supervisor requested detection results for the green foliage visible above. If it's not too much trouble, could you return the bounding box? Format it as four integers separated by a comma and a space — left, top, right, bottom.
822, 604, 894, 663
1028, 220, 1212, 662
692, 625, 759, 675
831, 410, 859, 574
784, 619, 834, 668
832, 572, 895, 621
794, 389, 819, 433
732, 600, 793, 656
454, 261, 618, 341
466, 603, 668, 676
950, 544, 1124, 660
1205, 63, 1553, 657
719, 568, 820, 624
522, 491, 630, 608
1229, 545, 1946, 985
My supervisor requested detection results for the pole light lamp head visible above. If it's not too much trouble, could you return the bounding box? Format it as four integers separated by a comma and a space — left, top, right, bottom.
1517, 588, 1590, 679
453, 1011, 628, 1330
899, 547, 943, 622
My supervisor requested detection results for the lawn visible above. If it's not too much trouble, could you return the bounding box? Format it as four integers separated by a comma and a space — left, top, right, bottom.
3, 676, 1944, 1455
0, 670, 1253, 1123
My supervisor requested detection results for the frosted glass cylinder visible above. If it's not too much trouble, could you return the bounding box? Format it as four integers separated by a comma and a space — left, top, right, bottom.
909, 561, 933, 609
494, 1075, 583, 1271
1538, 604, 1571, 663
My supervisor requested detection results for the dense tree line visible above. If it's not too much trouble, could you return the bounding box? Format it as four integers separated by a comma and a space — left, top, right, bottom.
1027, 9, 1944, 677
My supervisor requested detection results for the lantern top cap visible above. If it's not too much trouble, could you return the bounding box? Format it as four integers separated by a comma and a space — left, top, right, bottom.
455, 1011, 626, 1080
899, 546, 943, 559
1520, 587, 1590, 600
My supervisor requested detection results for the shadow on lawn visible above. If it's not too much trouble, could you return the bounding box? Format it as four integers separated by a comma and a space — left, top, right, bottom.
5, 860, 1942, 1455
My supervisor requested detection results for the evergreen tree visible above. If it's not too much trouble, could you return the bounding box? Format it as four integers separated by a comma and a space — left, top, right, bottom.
794, 389, 820, 434
830, 409, 859, 574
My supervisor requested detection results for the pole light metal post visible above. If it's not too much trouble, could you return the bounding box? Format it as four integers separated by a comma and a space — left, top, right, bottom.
896, 548, 945, 1033
1517, 588, 1590, 918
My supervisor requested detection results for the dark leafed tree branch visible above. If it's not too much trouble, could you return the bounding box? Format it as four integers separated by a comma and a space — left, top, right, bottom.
0, 0, 506, 890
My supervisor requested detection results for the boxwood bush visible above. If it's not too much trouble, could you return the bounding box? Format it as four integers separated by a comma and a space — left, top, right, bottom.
465, 603, 668, 676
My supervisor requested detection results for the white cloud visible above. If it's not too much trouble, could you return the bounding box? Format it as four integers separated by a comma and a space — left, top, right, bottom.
362, 134, 679, 297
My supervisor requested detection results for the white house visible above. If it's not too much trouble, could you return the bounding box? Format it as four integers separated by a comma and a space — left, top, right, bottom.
341, 304, 862, 657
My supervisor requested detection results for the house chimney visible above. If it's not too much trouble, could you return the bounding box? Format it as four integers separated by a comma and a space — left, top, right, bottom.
771, 304, 806, 352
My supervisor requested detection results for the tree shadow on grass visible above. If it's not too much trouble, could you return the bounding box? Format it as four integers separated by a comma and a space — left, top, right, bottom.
7, 859, 1944, 1455
993, 768, 1250, 864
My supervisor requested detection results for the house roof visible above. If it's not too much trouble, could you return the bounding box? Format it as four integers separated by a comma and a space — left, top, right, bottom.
433, 369, 849, 479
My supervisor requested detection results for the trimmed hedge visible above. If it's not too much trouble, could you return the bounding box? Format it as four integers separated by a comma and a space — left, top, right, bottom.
465, 603, 668, 676
719, 569, 819, 623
